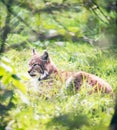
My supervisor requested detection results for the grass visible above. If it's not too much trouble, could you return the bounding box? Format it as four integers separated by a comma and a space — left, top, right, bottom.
1, 41, 117, 130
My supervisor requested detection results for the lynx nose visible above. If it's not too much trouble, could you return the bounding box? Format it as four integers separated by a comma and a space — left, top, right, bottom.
28, 70, 31, 74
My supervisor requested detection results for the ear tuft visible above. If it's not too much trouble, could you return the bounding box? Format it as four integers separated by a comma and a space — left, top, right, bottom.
32, 49, 36, 55
41, 50, 49, 60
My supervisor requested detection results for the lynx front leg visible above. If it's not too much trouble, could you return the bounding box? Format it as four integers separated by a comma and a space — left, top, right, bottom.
65, 74, 83, 95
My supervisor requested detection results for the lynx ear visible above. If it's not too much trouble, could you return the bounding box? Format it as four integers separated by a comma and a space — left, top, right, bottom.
41, 50, 49, 60
32, 49, 37, 55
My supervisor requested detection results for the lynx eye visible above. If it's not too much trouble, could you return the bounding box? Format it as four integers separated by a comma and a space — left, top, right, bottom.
33, 64, 38, 66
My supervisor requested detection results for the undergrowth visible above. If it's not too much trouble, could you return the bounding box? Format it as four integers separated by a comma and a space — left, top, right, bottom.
1, 42, 117, 130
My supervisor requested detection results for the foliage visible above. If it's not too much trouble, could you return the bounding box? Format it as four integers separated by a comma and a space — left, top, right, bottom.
0, 56, 27, 129
0, 56, 26, 93
0, 0, 116, 52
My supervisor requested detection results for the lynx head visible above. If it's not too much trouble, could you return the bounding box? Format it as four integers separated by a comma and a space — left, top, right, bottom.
28, 49, 58, 80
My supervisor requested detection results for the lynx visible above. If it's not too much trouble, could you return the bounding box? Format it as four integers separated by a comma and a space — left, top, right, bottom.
28, 49, 112, 94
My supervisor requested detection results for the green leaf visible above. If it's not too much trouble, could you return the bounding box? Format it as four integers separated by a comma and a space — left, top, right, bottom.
0, 66, 5, 75
13, 79, 26, 94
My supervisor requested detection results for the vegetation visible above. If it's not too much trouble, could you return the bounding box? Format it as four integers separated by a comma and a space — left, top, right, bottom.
0, 0, 117, 130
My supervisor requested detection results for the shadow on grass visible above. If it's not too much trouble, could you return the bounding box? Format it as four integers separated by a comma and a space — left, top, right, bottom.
0, 89, 14, 130
46, 112, 89, 130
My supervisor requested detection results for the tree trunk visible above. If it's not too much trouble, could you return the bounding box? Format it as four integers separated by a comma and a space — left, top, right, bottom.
0, 0, 13, 53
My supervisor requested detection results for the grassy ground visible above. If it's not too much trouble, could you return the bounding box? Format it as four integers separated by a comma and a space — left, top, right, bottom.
2, 41, 117, 130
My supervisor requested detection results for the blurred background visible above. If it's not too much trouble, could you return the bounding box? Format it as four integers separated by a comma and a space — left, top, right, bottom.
0, 0, 116, 52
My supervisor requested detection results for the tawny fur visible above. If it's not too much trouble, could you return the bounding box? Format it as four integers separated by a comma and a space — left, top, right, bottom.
28, 50, 112, 94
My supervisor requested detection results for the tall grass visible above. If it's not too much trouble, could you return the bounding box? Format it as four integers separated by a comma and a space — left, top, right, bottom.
2, 42, 117, 130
